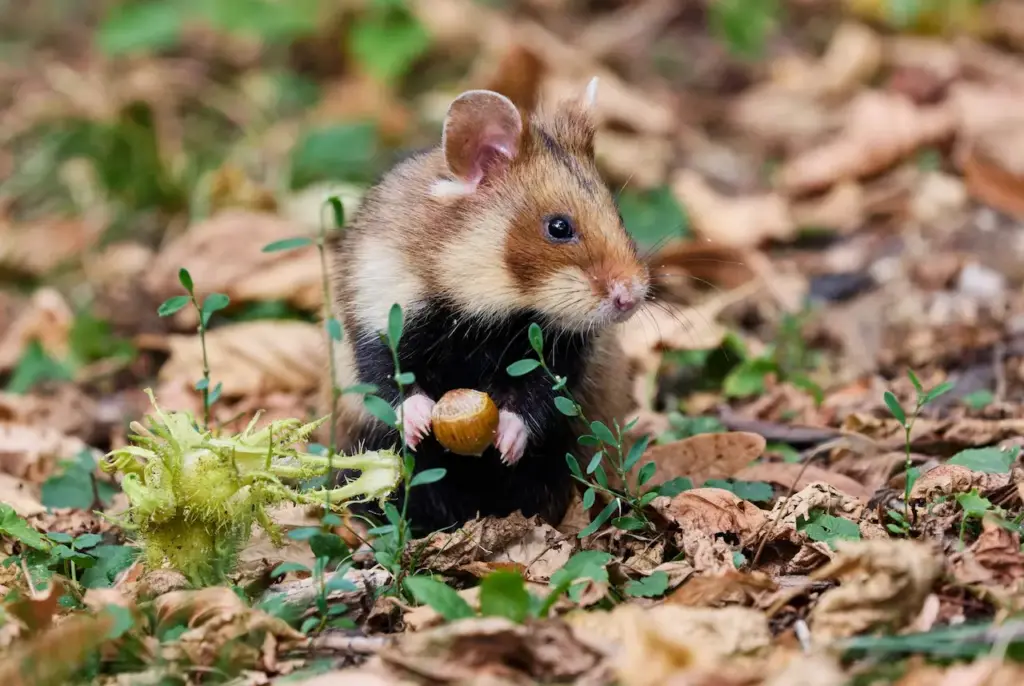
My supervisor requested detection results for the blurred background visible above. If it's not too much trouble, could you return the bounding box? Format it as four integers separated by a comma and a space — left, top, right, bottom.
4, 0, 1024, 455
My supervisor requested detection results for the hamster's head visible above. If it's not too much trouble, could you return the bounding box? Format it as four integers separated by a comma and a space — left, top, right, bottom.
431, 81, 650, 333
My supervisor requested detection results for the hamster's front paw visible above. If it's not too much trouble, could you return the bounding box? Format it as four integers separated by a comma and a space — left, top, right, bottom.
495, 410, 529, 466
401, 394, 436, 450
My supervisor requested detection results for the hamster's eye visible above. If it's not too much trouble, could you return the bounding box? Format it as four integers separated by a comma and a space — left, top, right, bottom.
544, 215, 576, 243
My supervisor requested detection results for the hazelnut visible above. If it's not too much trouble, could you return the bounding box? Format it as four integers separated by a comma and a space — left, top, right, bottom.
431, 389, 499, 456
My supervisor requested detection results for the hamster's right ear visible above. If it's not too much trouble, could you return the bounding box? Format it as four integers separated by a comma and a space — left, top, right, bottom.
433, 90, 523, 200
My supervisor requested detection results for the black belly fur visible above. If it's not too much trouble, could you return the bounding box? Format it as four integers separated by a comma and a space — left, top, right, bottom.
341, 299, 591, 535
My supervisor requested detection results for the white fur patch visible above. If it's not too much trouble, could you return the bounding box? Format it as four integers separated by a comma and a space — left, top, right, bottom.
350, 238, 425, 334
437, 212, 524, 320
584, 77, 599, 109
429, 178, 477, 200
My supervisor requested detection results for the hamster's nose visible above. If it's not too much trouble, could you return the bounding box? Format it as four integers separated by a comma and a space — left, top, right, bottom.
609, 281, 638, 313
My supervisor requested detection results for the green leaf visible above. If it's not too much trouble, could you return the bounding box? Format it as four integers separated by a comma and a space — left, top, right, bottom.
73, 533, 103, 550
478, 570, 530, 623
42, 451, 112, 510
0, 504, 50, 551
709, 0, 778, 59
195, 378, 209, 391
796, 509, 861, 550
590, 421, 617, 446
723, 358, 777, 398
97, 0, 184, 56
350, 7, 431, 83
507, 359, 541, 377
592, 463, 610, 489
623, 435, 650, 473
287, 527, 322, 541
638, 492, 660, 507
582, 488, 596, 509
327, 196, 345, 228
585, 451, 604, 475
656, 477, 693, 498
271, 562, 311, 578
883, 391, 906, 425
325, 573, 359, 593
948, 447, 1018, 474
404, 576, 475, 621
388, 303, 404, 347
104, 604, 135, 639
907, 369, 923, 393
612, 516, 646, 531
81, 545, 137, 588
410, 468, 446, 487
528, 322, 544, 356
157, 295, 190, 317
624, 571, 669, 598
923, 381, 955, 405
566, 454, 583, 479
578, 499, 618, 538
364, 396, 398, 428
636, 461, 657, 487
618, 186, 689, 249
202, 293, 230, 315
554, 396, 578, 416
290, 122, 379, 189
47, 532, 73, 544
178, 267, 193, 293
963, 389, 995, 410
343, 383, 378, 395
550, 550, 613, 589
300, 616, 320, 634
262, 237, 314, 253
326, 318, 343, 342
395, 371, 416, 386
956, 490, 993, 517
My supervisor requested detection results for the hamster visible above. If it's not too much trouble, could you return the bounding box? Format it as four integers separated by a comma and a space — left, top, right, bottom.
324, 79, 650, 535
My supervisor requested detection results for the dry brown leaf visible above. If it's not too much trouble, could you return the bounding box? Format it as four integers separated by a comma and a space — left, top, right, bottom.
769, 21, 882, 100
778, 91, 956, 194
668, 570, 777, 608
0, 288, 73, 372
144, 210, 322, 315
0, 216, 103, 277
910, 464, 1011, 500
728, 84, 835, 149
808, 539, 942, 643
652, 488, 768, 547
733, 462, 873, 501
638, 432, 767, 491
154, 320, 324, 398
759, 484, 866, 570
0, 473, 44, 518
206, 164, 278, 215
567, 604, 771, 686
4, 578, 67, 634
673, 170, 795, 248
0, 421, 92, 484
595, 131, 673, 190
382, 617, 603, 683
790, 181, 866, 234
0, 610, 114, 686
314, 71, 413, 143
951, 517, 1024, 588
962, 120, 1024, 221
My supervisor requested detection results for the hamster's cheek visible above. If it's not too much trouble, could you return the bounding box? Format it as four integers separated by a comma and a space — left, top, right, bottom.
531, 266, 603, 328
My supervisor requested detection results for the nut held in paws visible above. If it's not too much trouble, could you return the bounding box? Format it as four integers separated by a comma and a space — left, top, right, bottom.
430, 389, 499, 456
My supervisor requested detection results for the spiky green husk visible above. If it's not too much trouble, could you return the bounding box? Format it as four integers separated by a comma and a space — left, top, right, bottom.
103, 390, 401, 586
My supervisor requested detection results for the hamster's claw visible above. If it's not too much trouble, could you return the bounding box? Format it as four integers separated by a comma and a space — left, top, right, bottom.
401, 394, 436, 450
496, 410, 529, 466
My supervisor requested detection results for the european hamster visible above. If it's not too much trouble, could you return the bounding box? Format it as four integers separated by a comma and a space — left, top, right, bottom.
325, 80, 650, 535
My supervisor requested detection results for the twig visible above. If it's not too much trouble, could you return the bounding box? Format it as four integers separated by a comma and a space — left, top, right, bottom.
308, 634, 390, 655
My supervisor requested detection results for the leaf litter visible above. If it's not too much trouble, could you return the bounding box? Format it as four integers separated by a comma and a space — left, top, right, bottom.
3, 2, 1024, 685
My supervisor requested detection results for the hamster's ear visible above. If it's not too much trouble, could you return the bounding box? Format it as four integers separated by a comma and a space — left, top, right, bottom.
552, 77, 598, 157
435, 90, 523, 198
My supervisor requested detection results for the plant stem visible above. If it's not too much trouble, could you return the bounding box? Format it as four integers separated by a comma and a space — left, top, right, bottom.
193, 295, 212, 431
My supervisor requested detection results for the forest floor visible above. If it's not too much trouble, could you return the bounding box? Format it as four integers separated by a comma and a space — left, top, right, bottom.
3, 1, 1024, 684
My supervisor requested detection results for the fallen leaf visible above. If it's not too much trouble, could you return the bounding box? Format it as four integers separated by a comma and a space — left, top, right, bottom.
567, 604, 771, 686
733, 462, 873, 501
596, 131, 673, 190
0, 420, 92, 484
382, 617, 603, 683
144, 210, 322, 316
963, 120, 1024, 221
638, 432, 767, 491
152, 320, 324, 399
0, 288, 73, 372
910, 463, 1011, 500
652, 488, 768, 547
668, 569, 777, 608
0, 610, 115, 686
0, 215, 103, 277
778, 91, 957, 195
808, 539, 942, 643
673, 170, 795, 248
951, 517, 1024, 588
5, 578, 67, 633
